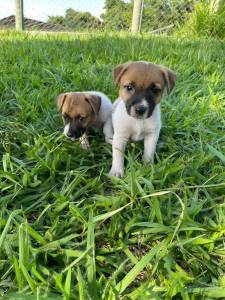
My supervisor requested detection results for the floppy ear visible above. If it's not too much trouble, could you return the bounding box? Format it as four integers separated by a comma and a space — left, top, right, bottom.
161, 67, 176, 94
85, 94, 101, 115
113, 62, 130, 84
57, 93, 67, 112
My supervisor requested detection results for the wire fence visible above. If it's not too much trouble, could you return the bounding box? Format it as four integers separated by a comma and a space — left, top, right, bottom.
0, 0, 223, 36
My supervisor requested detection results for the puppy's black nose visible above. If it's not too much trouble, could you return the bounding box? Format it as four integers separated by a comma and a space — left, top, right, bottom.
135, 105, 147, 115
66, 131, 73, 138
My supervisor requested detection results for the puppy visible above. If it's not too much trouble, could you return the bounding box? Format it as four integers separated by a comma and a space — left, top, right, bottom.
57, 91, 113, 149
109, 61, 176, 177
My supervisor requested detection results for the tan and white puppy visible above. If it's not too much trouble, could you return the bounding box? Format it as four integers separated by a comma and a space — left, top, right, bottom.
57, 91, 113, 149
109, 61, 176, 177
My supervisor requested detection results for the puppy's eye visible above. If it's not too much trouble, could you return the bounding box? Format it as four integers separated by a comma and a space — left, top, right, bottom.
151, 85, 161, 94
79, 116, 86, 122
124, 84, 134, 92
62, 113, 71, 122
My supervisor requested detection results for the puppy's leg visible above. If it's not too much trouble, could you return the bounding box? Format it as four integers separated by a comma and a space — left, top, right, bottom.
103, 118, 114, 145
143, 131, 160, 162
109, 135, 128, 177
80, 132, 90, 150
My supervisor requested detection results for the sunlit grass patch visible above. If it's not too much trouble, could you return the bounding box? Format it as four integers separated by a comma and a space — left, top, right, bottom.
0, 31, 225, 299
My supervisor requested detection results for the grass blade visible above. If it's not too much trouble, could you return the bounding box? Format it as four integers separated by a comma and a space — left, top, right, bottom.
207, 144, 225, 164
64, 267, 71, 300
0, 210, 20, 248
87, 210, 97, 299
63, 247, 92, 273
93, 202, 132, 223
20, 261, 36, 293
115, 243, 161, 294
77, 266, 86, 300
13, 256, 23, 291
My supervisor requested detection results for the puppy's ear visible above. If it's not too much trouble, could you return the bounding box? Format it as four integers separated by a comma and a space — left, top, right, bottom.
85, 94, 101, 115
161, 67, 176, 94
57, 93, 67, 112
113, 62, 130, 85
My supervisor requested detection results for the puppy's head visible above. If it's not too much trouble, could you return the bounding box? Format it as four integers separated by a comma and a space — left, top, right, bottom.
113, 61, 176, 119
57, 92, 101, 140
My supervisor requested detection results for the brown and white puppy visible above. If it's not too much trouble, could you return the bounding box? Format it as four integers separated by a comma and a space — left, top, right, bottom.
57, 91, 113, 149
109, 61, 176, 177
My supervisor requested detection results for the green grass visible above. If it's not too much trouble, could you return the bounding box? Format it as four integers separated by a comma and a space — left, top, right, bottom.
0, 30, 225, 299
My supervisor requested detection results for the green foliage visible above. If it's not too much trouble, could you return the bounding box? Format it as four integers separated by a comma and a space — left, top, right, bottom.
48, 8, 101, 31
48, 16, 65, 26
179, 0, 225, 38
0, 30, 225, 299
64, 8, 101, 30
102, 0, 196, 32
141, 0, 195, 32
101, 0, 133, 30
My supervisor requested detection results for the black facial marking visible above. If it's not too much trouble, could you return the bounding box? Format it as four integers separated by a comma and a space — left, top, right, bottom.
67, 118, 85, 139
62, 113, 71, 123
125, 90, 156, 118
151, 85, 161, 95
145, 94, 156, 117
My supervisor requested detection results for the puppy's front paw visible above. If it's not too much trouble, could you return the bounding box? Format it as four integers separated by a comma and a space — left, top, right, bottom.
81, 141, 90, 150
109, 167, 124, 178
143, 154, 154, 164
80, 135, 90, 150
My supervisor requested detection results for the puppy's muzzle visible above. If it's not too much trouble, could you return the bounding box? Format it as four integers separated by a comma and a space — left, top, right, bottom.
126, 99, 149, 119
66, 131, 80, 139
64, 126, 85, 140
135, 105, 147, 116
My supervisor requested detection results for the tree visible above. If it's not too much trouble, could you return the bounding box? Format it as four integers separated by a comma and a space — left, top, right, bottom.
48, 8, 101, 31
64, 8, 101, 30
48, 16, 65, 26
101, 0, 133, 30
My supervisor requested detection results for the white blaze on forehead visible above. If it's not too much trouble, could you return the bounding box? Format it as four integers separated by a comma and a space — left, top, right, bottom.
63, 124, 70, 136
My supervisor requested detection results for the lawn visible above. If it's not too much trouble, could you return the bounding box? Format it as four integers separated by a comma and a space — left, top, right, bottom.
0, 30, 225, 299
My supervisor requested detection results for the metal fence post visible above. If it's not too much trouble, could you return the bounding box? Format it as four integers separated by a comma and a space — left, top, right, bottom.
131, 0, 143, 33
15, 0, 24, 31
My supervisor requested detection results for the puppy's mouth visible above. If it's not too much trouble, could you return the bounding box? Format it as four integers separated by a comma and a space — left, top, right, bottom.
69, 137, 78, 142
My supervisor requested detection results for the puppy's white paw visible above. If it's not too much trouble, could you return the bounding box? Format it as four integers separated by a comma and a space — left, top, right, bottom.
80, 134, 90, 150
109, 167, 124, 178
81, 141, 90, 150
143, 155, 154, 164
